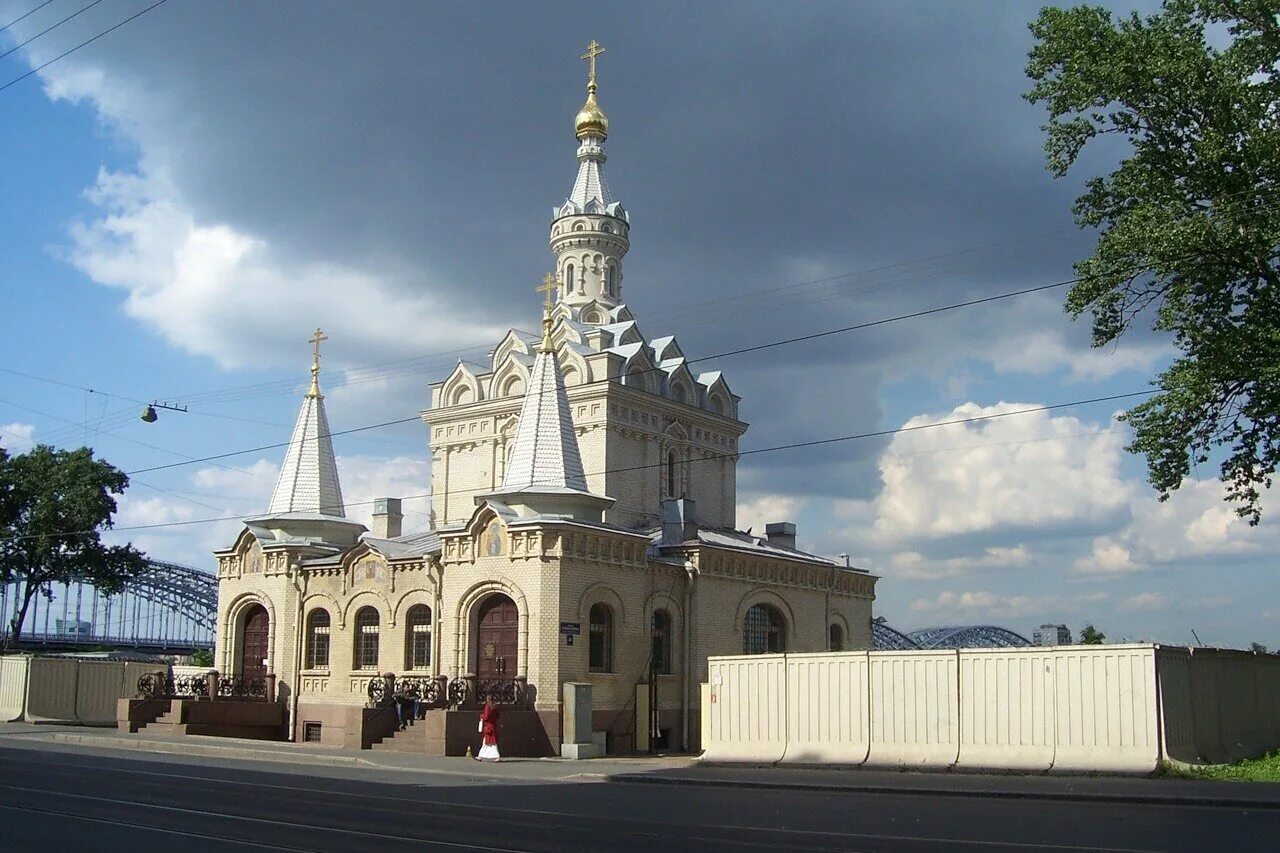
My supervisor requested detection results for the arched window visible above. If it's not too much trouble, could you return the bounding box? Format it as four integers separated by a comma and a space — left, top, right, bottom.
829, 623, 845, 653
670, 382, 687, 405
743, 604, 785, 654
501, 375, 525, 397
710, 395, 726, 416
667, 451, 679, 497
565, 263, 575, 292
306, 609, 330, 670
601, 223, 612, 233
651, 609, 673, 675
354, 606, 380, 671
405, 605, 432, 671
589, 603, 613, 673
606, 265, 615, 295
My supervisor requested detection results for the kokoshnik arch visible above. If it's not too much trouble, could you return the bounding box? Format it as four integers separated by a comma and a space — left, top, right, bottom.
213, 42, 878, 755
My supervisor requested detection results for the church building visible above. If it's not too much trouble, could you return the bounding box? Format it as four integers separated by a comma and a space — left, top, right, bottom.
213, 43, 877, 755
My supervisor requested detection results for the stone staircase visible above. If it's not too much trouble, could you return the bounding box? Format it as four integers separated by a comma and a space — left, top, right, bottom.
370, 713, 446, 754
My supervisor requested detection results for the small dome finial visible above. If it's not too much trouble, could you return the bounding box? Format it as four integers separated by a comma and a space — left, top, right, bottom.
575, 39, 609, 140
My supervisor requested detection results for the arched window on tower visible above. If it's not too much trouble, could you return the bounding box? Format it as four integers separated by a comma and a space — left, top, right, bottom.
606, 265, 615, 296
667, 451, 679, 497
565, 263, 574, 294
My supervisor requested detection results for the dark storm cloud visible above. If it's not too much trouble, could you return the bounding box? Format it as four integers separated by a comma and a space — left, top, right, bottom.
4, 0, 1158, 498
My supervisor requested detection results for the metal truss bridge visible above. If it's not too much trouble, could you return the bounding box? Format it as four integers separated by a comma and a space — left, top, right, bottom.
2, 559, 216, 654
873, 618, 1032, 651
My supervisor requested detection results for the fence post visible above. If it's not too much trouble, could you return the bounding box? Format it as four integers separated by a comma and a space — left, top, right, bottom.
207, 670, 220, 701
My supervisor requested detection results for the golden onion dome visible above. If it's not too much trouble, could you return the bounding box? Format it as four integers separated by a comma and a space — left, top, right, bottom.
575, 86, 609, 140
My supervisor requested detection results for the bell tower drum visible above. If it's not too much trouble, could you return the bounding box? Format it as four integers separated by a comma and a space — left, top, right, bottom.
550, 40, 630, 317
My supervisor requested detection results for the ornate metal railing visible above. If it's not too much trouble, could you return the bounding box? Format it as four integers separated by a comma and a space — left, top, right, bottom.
217, 675, 267, 699
474, 677, 525, 707
135, 671, 270, 701
365, 674, 527, 710
136, 672, 166, 698
166, 674, 208, 698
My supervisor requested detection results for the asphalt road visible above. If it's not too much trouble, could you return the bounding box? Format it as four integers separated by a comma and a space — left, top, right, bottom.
0, 745, 1275, 852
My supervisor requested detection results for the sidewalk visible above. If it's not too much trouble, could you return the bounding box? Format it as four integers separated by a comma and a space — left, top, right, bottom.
610, 761, 1280, 808
0, 721, 694, 783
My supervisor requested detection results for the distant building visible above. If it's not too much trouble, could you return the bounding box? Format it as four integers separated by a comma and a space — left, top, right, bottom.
1033, 624, 1072, 646
55, 619, 92, 636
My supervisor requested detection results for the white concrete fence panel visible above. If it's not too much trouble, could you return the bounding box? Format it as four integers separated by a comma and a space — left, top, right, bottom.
0, 656, 30, 722
1050, 645, 1160, 774
957, 648, 1055, 771
0, 656, 163, 725
703, 644, 1280, 773
704, 655, 788, 763
781, 652, 870, 764
24, 657, 79, 723
866, 651, 959, 768
74, 661, 127, 724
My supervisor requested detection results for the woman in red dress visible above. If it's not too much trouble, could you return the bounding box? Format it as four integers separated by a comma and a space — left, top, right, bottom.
476, 697, 501, 761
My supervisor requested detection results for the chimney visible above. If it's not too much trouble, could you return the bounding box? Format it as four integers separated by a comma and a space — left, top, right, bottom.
661, 498, 698, 545
765, 522, 796, 550
371, 497, 403, 539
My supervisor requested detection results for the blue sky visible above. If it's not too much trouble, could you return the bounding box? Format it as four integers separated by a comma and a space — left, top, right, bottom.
1, 0, 1274, 647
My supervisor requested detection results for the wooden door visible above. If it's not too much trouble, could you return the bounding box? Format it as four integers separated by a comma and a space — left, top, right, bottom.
239, 605, 270, 680
476, 595, 518, 679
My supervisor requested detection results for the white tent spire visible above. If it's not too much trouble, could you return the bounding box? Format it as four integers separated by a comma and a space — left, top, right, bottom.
481, 278, 613, 521
267, 329, 345, 517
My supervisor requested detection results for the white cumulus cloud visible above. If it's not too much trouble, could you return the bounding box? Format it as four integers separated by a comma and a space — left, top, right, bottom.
871, 402, 1132, 542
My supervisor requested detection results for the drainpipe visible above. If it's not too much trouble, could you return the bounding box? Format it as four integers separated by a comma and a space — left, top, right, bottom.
289, 562, 305, 742
681, 558, 697, 752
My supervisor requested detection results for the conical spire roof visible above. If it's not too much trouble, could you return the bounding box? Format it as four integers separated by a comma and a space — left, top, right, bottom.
499, 310, 590, 495
481, 292, 613, 521
267, 329, 345, 517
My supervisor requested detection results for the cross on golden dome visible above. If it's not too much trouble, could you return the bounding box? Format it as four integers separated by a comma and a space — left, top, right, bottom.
575, 39, 609, 140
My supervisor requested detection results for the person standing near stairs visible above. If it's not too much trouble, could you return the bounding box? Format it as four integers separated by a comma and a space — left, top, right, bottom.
476, 697, 501, 762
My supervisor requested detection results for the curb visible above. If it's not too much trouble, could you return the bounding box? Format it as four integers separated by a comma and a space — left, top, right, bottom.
31, 733, 378, 768
607, 771, 1280, 810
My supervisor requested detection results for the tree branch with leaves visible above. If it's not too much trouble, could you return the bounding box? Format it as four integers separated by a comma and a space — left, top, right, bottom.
1026, 0, 1280, 523
0, 444, 146, 650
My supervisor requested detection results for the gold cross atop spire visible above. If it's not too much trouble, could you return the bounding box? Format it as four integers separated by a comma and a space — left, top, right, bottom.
581, 39, 605, 89
538, 273, 558, 353
538, 272, 559, 310
307, 327, 328, 398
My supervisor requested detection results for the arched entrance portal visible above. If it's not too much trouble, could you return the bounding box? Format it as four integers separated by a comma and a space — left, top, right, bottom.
476, 594, 518, 679
239, 604, 270, 679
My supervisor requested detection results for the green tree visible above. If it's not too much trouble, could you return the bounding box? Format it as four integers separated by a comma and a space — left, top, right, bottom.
0, 445, 146, 650
1251, 641, 1268, 654
191, 648, 214, 667
1025, 1, 1280, 524
1080, 624, 1107, 645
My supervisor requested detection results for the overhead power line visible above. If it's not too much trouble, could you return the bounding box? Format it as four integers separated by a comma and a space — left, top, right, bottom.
117, 261, 1144, 477
0, 389, 1153, 542
0, 0, 57, 35
0, 0, 171, 95
0, 0, 106, 62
